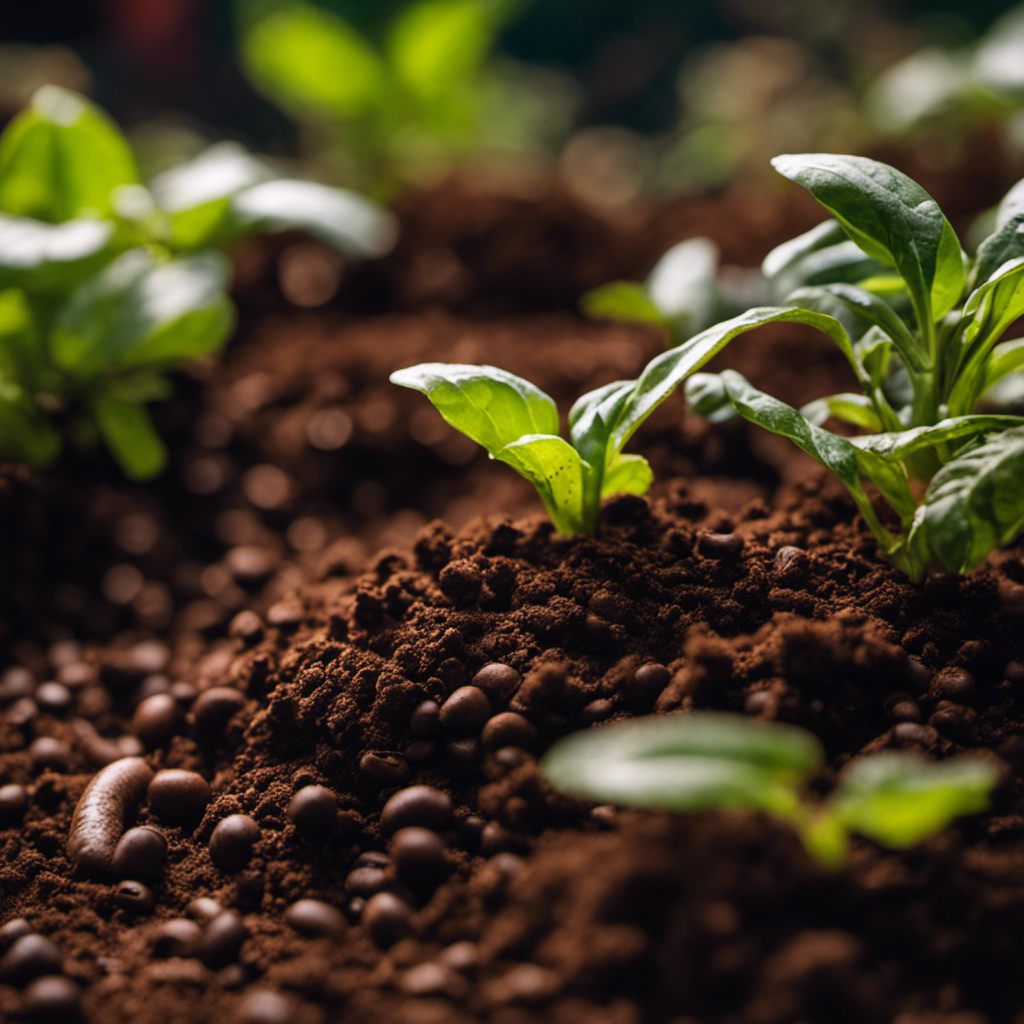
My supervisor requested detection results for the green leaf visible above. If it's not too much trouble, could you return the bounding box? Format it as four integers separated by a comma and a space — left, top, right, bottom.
387, 0, 515, 103
495, 433, 585, 535
962, 256, 1024, 348
0, 288, 43, 383
772, 154, 964, 324
229, 180, 397, 258
851, 415, 1024, 461
390, 363, 559, 456
0, 86, 139, 222
542, 712, 822, 818
90, 390, 167, 480
608, 305, 862, 459
981, 336, 1024, 393
0, 385, 61, 468
910, 426, 1024, 572
801, 392, 882, 430
239, 2, 385, 119
601, 453, 653, 498
831, 752, 996, 848
684, 372, 736, 423
645, 236, 719, 334
581, 281, 667, 329
973, 199, 1024, 288
52, 250, 234, 376
0, 215, 115, 291
762, 218, 847, 281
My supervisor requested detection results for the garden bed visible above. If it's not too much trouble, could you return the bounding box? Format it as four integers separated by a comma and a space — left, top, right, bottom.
3, 166, 1024, 1024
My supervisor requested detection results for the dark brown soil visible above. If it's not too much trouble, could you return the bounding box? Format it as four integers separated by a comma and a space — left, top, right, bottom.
3, 160, 1024, 1024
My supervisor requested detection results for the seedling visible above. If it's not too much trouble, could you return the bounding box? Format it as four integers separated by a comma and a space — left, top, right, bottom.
0, 86, 394, 478
390, 347, 732, 535
672, 154, 1024, 578
541, 712, 997, 867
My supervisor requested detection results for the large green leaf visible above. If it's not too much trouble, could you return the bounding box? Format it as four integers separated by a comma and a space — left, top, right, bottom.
91, 390, 167, 480
0, 215, 115, 291
390, 363, 559, 456
772, 154, 964, 324
239, 2, 385, 119
831, 753, 996, 848
852, 415, 1024, 461
962, 256, 1024, 348
495, 433, 585, 535
981, 336, 1024, 393
52, 250, 234, 376
541, 713, 822, 818
0, 86, 139, 222
910, 426, 1024, 572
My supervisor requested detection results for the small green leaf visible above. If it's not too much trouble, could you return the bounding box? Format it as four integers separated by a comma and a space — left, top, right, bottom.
541, 712, 822, 818
390, 363, 559, 457
229, 180, 397, 258
831, 752, 996, 848
762, 218, 847, 281
601, 453, 653, 498
0, 86, 139, 222
581, 281, 667, 329
495, 433, 585, 535
910, 426, 1024, 572
851, 415, 1024, 461
90, 390, 167, 480
239, 2, 385, 119
0, 215, 115, 291
684, 372, 736, 423
962, 256, 1024, 348
645, 236, 719, 334
801, 392, 882, 430
772, 154, 964, 324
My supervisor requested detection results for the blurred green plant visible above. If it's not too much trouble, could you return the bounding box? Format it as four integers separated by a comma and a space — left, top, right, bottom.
0, 86, 395, 479
237, 0, 574, 192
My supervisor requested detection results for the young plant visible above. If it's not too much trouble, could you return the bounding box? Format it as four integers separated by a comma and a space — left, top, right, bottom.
667, 154, 1024, 578
0, 86, 395, 478
541, 712, 997, 867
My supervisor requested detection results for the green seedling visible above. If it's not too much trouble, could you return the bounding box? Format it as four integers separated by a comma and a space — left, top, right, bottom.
0, 86, 394, 478
390, 340, 744, 536
672, 154, 1024, 578
541, 712, 997, 867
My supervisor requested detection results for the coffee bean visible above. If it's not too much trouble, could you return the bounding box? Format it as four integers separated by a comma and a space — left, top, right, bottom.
633, 663, 670, 700
358, 752, 410, 787
497, 963, 560, 1004
186, 897, 223, 922
481, 712, 539, 751
472, 663, 521, 702
111, 826, 167, 881
906, 658, 933, 693
113, 880, 155, 913
345, 865, 391, 898
34, 683, 72, 716
0, 667, 34, 702
591, 805, 618, 828
1005, 659, 1024, 685
21, 975, 81, 1022
355, 851, 390, 869
362, 892, 413, 949
134, 675, 171, 705
0, 934, 61, 985
0, 919, 33, 952
0, 784, 28, 821
773, 545, 808, 579
697, 532, 744, 559
446, 737, 479, 768
198, 911, 248, 968
229, 610, 264, 643
285, 899, 345, 938
7, 698, 37, 728
889, 700, 923, 724
931, 668, 977, 704
391, 827, 447, 886
438, 940, 479, 973
191, 687, 245, 735
132, 693, 184, 748
209, 814, 260, 872
582, 699, 614, 724
151, 919, 201, 958
147, 769, 211, 827
29, 737, 70, 772
404, 740, 435, 762
929, 701, 978, 741
237, 989, 296, 1024
170, 681, 197, 707
409, 700, 440, 737
287, 786, 338, 840
439, 686, 491, 736
893, 722, 939, 747
266, 599, 304, 628
380, 786, 452, 834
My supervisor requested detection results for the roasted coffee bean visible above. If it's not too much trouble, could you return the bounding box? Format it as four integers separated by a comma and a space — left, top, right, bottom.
889, 700, 923, 723
1005, 659, 1024, 685
170, 681, 198, 707
744, 690, 772, 716
151, 919, 201, 958
446, 737, 479, 768
633, 663, 670, 700
438, 940, 479, 973
229, 610, 264, 643
7, 698, 37, 728
30, 737, 70, 772
481, 712, 539, 751
186, 897, 223, 922
398, 961, 467, 998
0, 784, 28, 821
285, 899, 345, 938
409, 700, 440, 737
191, 687, 245, 734
380, 785, 452, 834
198, 911, 248, 968
266, 599, 304, 628
582, 699, 614, 724
111, 826, 167, 881
113, 880, 155, 913
697, 532, 744, 559
773, 545, 808, 579
906, 658, 932, 693
404, 740, 435, 762
472, 663, 521, 702
287, 785, 338, 840
354, 851, 391, 869
237, 989, 296, 1024
391, 827, 447, 886
0, 919, 33, 952
131, 694, 184, 748
209, 814, 260, 872
358, 752, 410, 787
930, 701, 978, 741
0, 667, 34, 702
21, 975, 81, 1022
147, 769, 211, 826
893, 722, 939, 747
931, 668, 977, 703
362, 892, 413, 949
439, 686, 491, 736
34, 682, 72, 716
344, 865, 391, 898
0, 934, 62, 985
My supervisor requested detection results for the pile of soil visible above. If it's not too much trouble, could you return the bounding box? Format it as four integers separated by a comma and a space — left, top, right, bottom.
2, 159, 1024, 1024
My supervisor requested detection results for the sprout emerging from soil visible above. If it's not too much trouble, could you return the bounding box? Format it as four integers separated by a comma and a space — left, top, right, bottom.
542, 712, 997, 867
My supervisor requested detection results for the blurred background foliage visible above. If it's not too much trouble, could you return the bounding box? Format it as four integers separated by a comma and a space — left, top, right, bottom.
2, 0, 1024, 200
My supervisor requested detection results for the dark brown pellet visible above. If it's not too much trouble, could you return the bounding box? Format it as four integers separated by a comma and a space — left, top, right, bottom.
1005, 659, 1024, 685
362, 892, 413, 949
582, 699, 614, 724
931, 667, 977, 704
0, 784, 28, 821
890, 700, 923, 723
633, 663, 671, 700
481, 712, 539, 751
358, 752, 410, 787
7, 698, 37, 728
391, 827, 447, 886
380, 785, 452, 834
229, 610, 264, 643
147, 769, 211, 826
0, 934, 62, 985
472, 663, 521, 702
0, 919, 33, 952
190, 687, 245, 735
34, 682, 72, 716
30, 737, 70, 772
697, 532, 744, 558
113, 880, 155, 913
266, 599, 304, 628
438, 940, 480, 973
111, 827, 167, 881
893, 722, 939, 747
439, 686, 491, 736
186, 897, 223, 922
0, 667, 34, 702
285, 899, 345, 938
287, 785, 338, 840
409, 700, 440, 737
131, 693, 184, 748
151, 919, 201, 958
344, 865, 391, 898
209, 814, 260, 872
237, 989, 297, 1024
198, 911, 249, 968
21, 975, 81, 1022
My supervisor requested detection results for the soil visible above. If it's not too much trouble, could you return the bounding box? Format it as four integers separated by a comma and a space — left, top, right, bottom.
3, 155, 1024, 1024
